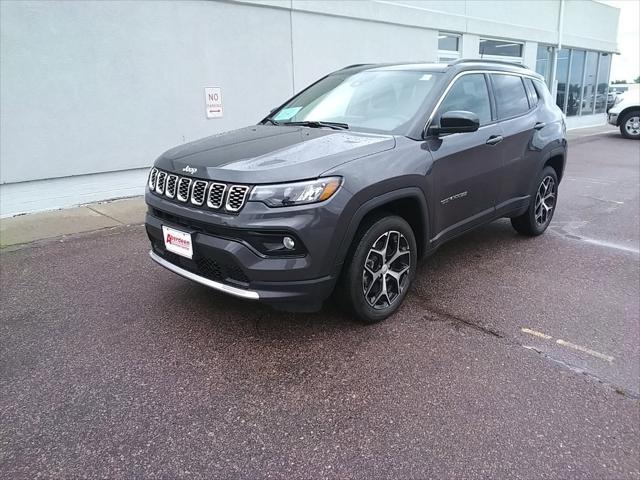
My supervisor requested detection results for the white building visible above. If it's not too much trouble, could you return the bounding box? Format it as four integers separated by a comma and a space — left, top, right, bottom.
0, 0, 620, 217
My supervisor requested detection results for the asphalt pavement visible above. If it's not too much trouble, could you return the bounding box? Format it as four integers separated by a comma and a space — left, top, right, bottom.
1, 126, 639, 479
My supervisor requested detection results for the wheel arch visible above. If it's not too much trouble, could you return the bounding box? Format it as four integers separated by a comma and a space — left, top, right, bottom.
615, 106, 640, 126
543, 150, 566, 183
335, 188, 430, 269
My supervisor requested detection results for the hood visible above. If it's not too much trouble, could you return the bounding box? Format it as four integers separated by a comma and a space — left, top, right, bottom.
154, 125, 395, 183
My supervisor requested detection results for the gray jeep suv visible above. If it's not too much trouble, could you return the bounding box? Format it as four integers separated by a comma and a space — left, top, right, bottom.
145, 60, 567, 323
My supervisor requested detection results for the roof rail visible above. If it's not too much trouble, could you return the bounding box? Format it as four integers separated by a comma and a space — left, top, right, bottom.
339, 63, 376, 70
449, 58, 530, 69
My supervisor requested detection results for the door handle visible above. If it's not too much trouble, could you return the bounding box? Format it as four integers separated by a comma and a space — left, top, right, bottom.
534, 122, 546, 130
486, 135, 503, 146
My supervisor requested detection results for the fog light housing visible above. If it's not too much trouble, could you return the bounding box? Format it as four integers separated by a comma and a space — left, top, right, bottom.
240, 231, 306, 257
283, 236, 295, 250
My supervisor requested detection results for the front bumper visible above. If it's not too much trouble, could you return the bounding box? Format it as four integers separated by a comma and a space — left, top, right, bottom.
144, 192, 346, 310
608, 112, 619, 126
149, 250, 260, 299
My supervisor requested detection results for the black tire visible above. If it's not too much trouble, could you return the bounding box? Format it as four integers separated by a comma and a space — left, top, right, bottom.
619, 110, 640, 140
511, 166, 558, 236
341, 215, 417, 324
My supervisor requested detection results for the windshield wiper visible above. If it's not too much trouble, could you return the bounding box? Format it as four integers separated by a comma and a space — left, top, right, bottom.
283, 120, 349, 130
262, 116, 280, 126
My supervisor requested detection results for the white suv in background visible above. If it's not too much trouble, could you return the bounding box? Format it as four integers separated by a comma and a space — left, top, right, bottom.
608, 84, 640, 139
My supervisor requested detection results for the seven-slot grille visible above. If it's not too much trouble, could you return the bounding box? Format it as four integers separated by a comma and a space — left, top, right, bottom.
148, 167, 250, 213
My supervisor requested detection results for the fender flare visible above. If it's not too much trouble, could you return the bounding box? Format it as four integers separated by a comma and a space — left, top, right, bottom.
333, 187, 430, 268
528, 146, 566, 195
542, 146, 566, 170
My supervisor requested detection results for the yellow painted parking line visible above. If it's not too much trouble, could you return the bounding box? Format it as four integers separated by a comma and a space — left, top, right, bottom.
556, 339, 614, 363
521, 328, 552, 340
521, 328, 614, 363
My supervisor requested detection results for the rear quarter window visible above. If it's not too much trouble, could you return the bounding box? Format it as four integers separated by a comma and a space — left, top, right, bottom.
524, 78, 539, 107
492, 74, 530, 119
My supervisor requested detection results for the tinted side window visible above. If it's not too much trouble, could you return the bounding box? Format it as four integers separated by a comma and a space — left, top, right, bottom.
524, 78, 539, 107
492, 74, 530, 119
438, 74, 491, 126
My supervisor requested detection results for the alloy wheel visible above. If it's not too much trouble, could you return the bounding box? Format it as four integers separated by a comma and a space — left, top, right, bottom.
362, 231, 411, 310
625, 116, 640, 136
535, 175, 556, 227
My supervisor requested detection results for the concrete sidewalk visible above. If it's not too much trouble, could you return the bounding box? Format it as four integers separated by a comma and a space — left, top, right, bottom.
0, 196, 145, 248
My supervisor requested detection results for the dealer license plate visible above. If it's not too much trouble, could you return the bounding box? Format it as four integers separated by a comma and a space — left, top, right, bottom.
162, 225, 193, 259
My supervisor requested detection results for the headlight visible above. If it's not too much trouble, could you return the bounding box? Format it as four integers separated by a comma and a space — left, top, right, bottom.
249, 177, 342, 207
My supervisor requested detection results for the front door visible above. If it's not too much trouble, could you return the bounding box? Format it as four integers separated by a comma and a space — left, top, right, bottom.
426, 73, 504, 242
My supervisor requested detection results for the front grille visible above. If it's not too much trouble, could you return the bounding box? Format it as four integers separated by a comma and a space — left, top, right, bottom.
153, 244, 250, 286
191, 180, 207, 206
155, 171, 167, 195
207, 183, 226, 209
177, 177, 192, 202
149, 168, 251, 214
166, 174, 178, 198
226, 185, 250, 212
149, 168, 158, 190
196, 257, 249, 284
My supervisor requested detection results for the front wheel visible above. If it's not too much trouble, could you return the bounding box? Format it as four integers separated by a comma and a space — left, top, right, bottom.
619, 110, 640, 140
342, 215, 417, 324
511, 166, 558, 236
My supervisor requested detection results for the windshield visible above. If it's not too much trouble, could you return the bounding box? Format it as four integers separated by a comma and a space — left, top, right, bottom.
269, 70, 443, 134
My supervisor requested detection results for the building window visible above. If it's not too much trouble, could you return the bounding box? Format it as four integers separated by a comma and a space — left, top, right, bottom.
555, 48, 570, 112
555, 48, 613, 116
438, 32, 461, 62
581, 51, 599, 115
535, 45, 553, 85
566, 49, 585, 117
479, 38, 523, 62
595, 53, 612, 114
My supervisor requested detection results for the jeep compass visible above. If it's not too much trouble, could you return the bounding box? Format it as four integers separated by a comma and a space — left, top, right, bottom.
145, 60, 567, 323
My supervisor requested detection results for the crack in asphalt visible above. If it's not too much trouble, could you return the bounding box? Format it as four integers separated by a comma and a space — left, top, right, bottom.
421, 307, 504, 338
522, 345, 640, 401
416, 301, 639, 401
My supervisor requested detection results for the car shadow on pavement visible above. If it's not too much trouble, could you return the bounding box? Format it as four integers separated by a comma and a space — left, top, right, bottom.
159, 218, 530, 338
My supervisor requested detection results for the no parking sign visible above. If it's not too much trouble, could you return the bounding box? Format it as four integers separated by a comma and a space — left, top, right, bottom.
205, 87, 223, 118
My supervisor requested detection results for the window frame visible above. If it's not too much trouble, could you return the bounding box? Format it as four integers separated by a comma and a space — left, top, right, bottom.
523, 78, 539, 108
424, 70, 543, 137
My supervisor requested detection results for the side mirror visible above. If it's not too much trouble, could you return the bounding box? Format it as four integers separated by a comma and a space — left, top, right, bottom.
428, 110, 480, 136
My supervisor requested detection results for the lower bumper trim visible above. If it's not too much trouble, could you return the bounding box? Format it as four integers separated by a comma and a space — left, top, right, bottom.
149, 250, 260, 300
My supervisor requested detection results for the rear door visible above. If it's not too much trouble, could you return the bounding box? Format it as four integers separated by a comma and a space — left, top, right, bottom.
427, 73, 504, 242
489, 73, 540, 211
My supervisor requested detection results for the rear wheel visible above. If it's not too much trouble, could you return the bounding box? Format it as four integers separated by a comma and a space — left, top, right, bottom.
619, 110, 640, 139
342, 215, 417, 324
511, 166, 558, 236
